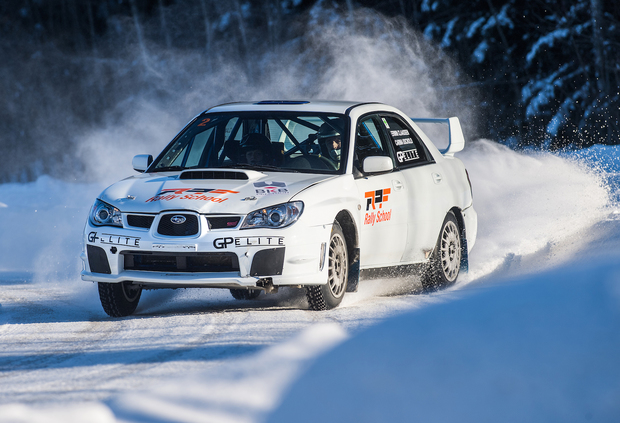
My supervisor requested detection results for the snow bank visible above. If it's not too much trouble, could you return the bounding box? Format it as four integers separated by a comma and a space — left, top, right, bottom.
268, 259, 620, 423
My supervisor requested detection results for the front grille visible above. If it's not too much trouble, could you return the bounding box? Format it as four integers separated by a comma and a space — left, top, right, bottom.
157, 214, 199, 236
207, 216, 241, 229
127, 214, 155, 229
123, 252, 239, 273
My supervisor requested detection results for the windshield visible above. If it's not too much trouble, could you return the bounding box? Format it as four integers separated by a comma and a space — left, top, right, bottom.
150, 112, 348, 174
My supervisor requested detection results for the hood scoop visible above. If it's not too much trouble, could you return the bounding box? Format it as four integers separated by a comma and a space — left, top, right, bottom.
179, 170, 249, 180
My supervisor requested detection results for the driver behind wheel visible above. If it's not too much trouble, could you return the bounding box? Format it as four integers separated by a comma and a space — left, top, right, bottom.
241, 133, 273, 165
317, 123, 342, 162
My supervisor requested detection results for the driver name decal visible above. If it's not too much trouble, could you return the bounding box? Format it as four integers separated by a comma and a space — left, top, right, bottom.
364, 188, 392, 226
391, 129, 414, 146
145, 188, 239, 203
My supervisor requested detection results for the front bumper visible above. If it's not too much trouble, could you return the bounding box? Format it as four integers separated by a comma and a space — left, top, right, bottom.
81, 214, 331, 289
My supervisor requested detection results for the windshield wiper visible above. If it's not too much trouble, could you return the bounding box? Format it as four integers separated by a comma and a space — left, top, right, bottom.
150, 166, 185, 172
226, 164, 298, 173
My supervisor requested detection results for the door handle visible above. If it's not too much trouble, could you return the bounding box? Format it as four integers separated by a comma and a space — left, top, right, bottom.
392, 180, 404, 191
432, 173, 442, 184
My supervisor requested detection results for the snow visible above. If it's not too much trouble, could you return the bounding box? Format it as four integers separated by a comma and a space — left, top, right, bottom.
482, 4, 514, 32
441, 17, 458, 48
269, 261, 620, 423
110, 324, 347, 423
1, 142, 619, 422
526, 28, 570, 64
466, 17, 486, 39
546, 75, 589, 137
473, 40, 488, 63
0, 403, 116, 423
459, 140, 609, 280
522, 64, 569, 119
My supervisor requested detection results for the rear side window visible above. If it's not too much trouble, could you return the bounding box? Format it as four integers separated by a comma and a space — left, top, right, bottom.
380, 115, 433, 168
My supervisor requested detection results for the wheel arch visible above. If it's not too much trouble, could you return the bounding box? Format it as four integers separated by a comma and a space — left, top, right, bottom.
335, 210, 360, 292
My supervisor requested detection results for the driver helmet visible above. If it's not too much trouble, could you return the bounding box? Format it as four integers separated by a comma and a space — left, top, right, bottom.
317, 123, 341, 160
317, 123, 340, 140
240, 133, 272, 164
241, 133, 271, 152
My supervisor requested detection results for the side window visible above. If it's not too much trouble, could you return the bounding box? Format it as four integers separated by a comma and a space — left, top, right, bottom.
185, 128, 214, 167
381, 115, 432, 167
225, 117, 242, 141
355, 115, 392, 172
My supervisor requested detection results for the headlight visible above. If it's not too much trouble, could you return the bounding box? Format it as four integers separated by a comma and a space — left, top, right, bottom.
89, 199, 123, 227
241, 201, 303, 229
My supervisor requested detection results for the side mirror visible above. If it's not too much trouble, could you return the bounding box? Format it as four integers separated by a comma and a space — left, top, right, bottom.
132, 154, 153, 173
362, 156, 393, 174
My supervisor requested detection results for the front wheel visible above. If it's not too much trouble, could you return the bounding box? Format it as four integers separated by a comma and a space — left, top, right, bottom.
421, 212, 462, 292
98, 281, 142, 317
306, 221, 348, 310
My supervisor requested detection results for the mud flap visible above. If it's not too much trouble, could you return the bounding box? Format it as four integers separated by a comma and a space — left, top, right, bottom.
460, 227, 469, 274
346, 247, 360, 292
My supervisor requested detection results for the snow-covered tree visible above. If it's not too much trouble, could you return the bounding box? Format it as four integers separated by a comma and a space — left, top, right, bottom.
416, 0, 619, 148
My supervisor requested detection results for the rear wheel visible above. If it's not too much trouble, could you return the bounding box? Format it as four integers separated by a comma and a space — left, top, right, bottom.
421, 212, 462, 292
98, 281, 142, 317
230, 289, 261, 300
306, 221, 348, 310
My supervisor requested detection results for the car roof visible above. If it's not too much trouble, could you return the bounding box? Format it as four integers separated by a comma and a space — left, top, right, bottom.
204, 100, 382, 115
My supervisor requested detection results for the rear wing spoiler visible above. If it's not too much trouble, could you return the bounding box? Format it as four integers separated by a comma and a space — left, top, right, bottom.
409, 117, 465, 156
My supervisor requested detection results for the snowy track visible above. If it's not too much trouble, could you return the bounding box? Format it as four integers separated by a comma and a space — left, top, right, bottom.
0, 277, 445, 405
1, 142, 618, 422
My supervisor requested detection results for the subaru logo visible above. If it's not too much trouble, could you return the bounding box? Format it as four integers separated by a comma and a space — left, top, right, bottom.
170, 215, 186, 224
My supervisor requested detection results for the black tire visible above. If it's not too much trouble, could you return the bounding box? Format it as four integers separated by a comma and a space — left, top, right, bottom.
98, 281, 142, 317
230, 289, 261, 300
421, 211, 462, 292
306, 221, 348, 310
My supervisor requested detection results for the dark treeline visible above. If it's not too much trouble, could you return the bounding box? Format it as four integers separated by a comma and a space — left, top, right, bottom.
0, 0, 618, 182
402, 0, 620, 150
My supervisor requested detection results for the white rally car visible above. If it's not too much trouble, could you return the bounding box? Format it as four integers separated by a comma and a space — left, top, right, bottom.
81, 101, 477, 316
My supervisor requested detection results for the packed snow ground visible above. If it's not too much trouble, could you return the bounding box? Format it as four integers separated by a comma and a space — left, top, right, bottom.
1, 141, 619, 422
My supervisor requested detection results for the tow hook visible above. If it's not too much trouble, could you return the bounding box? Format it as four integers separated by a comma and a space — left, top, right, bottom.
257, 278, 278, 294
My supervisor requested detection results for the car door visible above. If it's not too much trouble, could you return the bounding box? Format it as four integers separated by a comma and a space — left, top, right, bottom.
354, 114, 408, 267
378, 113, 445, 263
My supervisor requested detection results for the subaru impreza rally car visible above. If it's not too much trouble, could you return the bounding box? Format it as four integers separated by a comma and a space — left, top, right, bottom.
81, 101, 477, 316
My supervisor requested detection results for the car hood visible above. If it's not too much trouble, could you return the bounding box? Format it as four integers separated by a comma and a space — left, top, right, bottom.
98, 169, 336, 214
